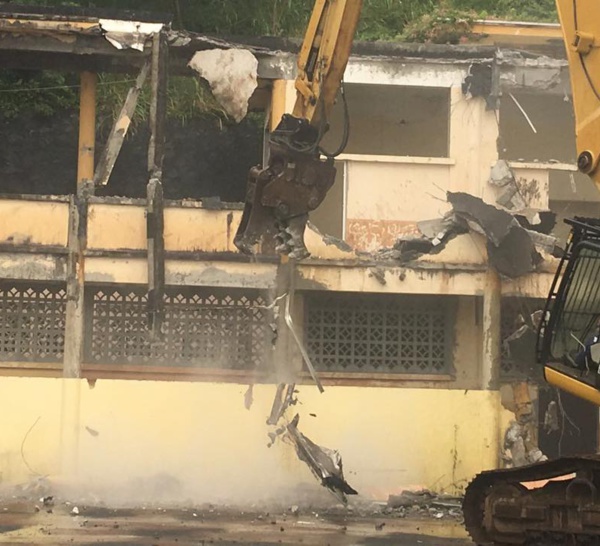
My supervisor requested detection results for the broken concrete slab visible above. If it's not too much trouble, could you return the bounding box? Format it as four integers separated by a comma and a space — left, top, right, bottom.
448, 192, 543, 278
486, 225, 542, 278
286, 414, 357, 505
448, 192, 518, 246
188, 49, 258, 122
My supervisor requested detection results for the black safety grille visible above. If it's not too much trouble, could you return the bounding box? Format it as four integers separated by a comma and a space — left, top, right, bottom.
84, 285, 272, 369
0, 281, 66, 362
305, 292, 454, 374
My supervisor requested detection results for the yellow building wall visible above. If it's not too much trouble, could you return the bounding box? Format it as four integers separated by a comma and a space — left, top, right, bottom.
0, 377, 502, 503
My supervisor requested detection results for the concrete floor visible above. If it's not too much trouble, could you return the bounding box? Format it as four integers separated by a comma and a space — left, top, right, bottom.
0, 500, 472, 545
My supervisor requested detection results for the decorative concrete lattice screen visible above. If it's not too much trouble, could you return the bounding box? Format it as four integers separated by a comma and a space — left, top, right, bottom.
500, 296, 546, 380
305, 292, 454, 374
84, 285, 272, 369
0, 281, 66, 362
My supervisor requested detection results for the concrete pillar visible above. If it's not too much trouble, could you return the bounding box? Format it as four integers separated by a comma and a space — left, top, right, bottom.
59, 379, 82, 476
448, 86, 499, 198
61, 71, 96, 479
482, 269, 501, 390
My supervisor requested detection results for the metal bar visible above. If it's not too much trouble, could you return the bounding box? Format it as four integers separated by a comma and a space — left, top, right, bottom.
284, 293, 324, 393
93, 61, 149, 187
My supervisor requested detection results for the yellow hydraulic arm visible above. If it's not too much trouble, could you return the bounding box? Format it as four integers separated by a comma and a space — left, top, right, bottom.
234, 0, 363, 259
556, 0, 600, 187
533, 1, 600, 405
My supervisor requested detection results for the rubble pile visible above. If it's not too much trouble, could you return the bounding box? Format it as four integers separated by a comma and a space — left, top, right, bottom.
384, 490, 464, 520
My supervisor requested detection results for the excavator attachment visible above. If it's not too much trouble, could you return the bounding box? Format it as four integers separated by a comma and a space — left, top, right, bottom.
234, 115, 336, 259
234, 0, 362, 258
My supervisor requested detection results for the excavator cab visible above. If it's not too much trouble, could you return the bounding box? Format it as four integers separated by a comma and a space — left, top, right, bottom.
538, 217, 600, 405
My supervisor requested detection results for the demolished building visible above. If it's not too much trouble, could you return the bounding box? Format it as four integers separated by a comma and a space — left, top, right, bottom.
0, 6, 597, 505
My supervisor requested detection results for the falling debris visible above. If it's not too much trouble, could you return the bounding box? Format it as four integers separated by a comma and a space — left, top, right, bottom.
267, 383, 297, 426
244, 384, 254, 411
286, 414, 358, 504
188, 49, 258, 122
85, 426, 99, 437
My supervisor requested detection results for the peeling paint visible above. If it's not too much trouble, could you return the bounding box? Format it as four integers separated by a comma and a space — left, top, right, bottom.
0, 254, 66, 281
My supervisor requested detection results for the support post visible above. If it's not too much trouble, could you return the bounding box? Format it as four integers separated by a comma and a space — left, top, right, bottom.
482, 269, 501, 390
146, 32, 168, 338
61, 71, 96, 479
64, 71, 96, 378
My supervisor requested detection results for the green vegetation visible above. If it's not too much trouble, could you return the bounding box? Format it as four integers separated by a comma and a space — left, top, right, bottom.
0, 0, 558, 121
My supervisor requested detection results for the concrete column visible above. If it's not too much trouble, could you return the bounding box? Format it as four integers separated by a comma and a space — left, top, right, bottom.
59, 378, 82, 476
448, 86, 499, 198
61, 71, 96, 479
482, 269, 501, 390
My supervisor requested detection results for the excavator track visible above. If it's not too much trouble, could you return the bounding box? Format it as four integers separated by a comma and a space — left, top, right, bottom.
463, 455, 600, 545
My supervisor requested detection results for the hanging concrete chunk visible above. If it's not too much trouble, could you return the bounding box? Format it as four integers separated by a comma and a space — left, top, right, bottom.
287, 414, 358, 504
447, 192, 543, 277
188, 49, 258, 122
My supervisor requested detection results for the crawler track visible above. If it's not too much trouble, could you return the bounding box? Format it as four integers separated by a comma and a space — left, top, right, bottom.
463, 456, 600, 545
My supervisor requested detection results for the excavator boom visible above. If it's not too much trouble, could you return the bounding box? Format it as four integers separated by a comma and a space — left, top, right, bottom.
234, 0, 362, 259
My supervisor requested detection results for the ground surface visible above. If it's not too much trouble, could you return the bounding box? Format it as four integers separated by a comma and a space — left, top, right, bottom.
0, 500, 471, 545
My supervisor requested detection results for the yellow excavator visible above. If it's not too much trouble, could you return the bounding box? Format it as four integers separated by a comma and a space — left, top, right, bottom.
463, 1, 600, 544
235, 0, 600, 543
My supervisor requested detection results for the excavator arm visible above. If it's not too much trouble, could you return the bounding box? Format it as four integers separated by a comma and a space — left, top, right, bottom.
557, 0, 600, 186
537, 0, 600, 404
234, 0, 363, 259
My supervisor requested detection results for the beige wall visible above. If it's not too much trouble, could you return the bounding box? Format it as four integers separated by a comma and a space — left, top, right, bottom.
0, 376, 505, 500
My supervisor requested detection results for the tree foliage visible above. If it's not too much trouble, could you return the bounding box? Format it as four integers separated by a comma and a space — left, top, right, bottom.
13, 0, 558, 37
0, 0, 558, 121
